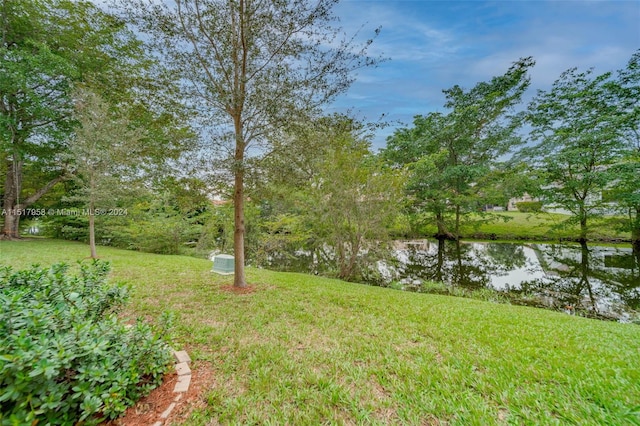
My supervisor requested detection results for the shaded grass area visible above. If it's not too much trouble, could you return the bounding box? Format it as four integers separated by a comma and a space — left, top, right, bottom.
418, 212, 629, 242
2, 239, 639, 425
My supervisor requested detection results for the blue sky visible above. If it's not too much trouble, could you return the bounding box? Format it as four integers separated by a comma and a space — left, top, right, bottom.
328, 0, 640, 150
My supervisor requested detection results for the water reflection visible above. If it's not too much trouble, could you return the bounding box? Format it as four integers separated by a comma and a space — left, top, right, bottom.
393, 240, 530, 290
257, 239, 639, 321
519, 242, 640, 316
392, 240, 639, 321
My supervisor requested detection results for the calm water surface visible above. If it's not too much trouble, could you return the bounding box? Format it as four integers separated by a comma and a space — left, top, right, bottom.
259, 239, 640, 321
388, 240, 639, 321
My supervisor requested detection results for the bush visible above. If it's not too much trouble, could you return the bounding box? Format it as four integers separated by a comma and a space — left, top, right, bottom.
515, 201, 543, 212
0, 261, 173, 425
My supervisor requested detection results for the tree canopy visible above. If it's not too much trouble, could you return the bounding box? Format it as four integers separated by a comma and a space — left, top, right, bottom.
522, 52, 638, 241
1, 0, 155, 238
119, 0, 382, 287
383, 57, 534, 239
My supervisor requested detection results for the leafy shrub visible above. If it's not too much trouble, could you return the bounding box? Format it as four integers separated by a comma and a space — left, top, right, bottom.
515, 201, 543, 212
0, 261, 173, 425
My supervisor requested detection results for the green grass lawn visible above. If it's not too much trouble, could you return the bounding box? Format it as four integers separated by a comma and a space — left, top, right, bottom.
2, 239, 639, 425
419, 211, 630, 242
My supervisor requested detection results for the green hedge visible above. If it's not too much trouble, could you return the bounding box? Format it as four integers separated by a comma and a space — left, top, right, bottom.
0, 261, 173, 425
515, 201, 543, 212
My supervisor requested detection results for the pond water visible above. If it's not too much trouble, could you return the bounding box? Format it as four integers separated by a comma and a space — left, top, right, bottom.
259, 240, 640, 322
387, 240, 639, 320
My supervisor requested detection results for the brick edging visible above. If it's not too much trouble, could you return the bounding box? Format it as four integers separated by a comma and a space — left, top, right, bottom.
152, 349, 192, 426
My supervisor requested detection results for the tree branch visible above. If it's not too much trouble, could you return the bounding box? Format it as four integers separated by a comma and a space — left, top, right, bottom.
19, 173, 67, 207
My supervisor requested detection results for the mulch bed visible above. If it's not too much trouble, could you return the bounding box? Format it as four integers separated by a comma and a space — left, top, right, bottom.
101, 362, 214, 426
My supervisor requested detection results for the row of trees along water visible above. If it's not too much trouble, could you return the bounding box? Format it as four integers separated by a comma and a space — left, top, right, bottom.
1, 0, 638, 286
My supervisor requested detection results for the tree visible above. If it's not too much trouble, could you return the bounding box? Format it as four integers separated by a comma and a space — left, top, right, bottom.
240, 115, 402, 282
120, 0, 381, 287
383, 57, 534, 239
1, 0, 72, 238
301, 118, 402, 281
0, 0, 150, 239
608, 51, 640, 250
66, 88, 144, 258
523, 61, 630, 242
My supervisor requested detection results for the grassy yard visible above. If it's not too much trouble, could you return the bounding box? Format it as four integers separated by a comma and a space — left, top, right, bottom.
418, 211, 629, 242
2, 239, 639, 425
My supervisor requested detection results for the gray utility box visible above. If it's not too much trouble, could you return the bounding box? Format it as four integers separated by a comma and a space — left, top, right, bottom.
212, 254, 235, 275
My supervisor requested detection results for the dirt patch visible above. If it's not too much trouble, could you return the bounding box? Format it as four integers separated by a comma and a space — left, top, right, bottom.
166, 362, 215, 424
220, 284, 258, 294
101, 362, 214, 426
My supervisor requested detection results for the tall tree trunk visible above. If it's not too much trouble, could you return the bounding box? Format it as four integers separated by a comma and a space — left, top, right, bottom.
578, 204, 588, 243
231, 0, 248, 288
579, 217, 588, 243
2, 154, 65, 239
233, 168, 246, 287
336, 237, 347, 280
1, 156, 22, 239
340, 235, 361, 281
435, 211, 445, 238
88, 188, 97, 258
88, 212, 97, 258
233, 117, 247, 288
435, 211, 456, 240
631, 207, 640, 252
